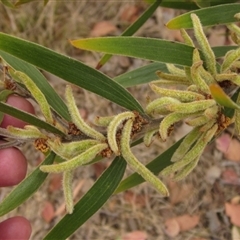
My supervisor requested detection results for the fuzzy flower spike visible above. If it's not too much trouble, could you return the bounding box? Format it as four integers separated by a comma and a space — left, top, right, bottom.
145, 13, 239, 180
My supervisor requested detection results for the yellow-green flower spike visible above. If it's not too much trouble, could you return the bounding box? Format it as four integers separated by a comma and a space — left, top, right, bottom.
180, 29, 194, 47
62, 170, 74, 214
161, 124, 218, 176
7, 125, 45, 139
204, 105, 219, 120
107, 111, 135, 155
192, 48, 215, 86
191, 62, 211, 94
185, 115, 209, 127
40, 143, 108, 173
65, 85, 106, 141
120, 119, 169, 196
47, 139, 101, 160
171, 127, 203, 162
184, 67, 194, 84
145, 97, 180, 116
227, 23, 240, 37
191, 13, 217, 76
167, 64, 186, 76
8, 69, 54, 124
156, 71, 188, 82
94, 115, 114, 127
159, 112, 196, 141
221, 48, 240, 73
199, 119, 216, 132
173, 157, 199, 181
143, 128, 159, 147
234, 13, 240, 20
150, 83, 205, 102
167, 100, 216, 114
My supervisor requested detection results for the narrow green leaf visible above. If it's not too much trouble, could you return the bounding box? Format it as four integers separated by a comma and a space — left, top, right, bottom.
115, 140, 181, 194
0, 101, 65, 136
97, 0, 162, 69
0, 50, 71, 121
113, 46, 237, 88
44, 157, 126, 239
0, 33, 144, 113
71, 36, 239, 71
114, 62, 168, 87
0, 151, 55, 216
213, 46, 238, 58
71, 37, 194, 67
167, 3, 240, 29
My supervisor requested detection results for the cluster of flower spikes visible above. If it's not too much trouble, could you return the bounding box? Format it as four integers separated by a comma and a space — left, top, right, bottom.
0, 70, 169, 214
1, 13, 240, 214
144, 13, 240, 181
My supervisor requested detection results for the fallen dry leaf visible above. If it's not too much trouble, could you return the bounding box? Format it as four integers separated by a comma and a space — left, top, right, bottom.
164, 218, 180, 237
122, 231, 147, 240
221, 169, 239, 185
165, 214, 200, 237
48, 173, 62, 193
168, 180, 194, 205
225, 202, 240, 227
123, 190, 147, 208
120, 5, 141, 23
90, 21, 117, 37
41, 201, 55, 223
216, 133, 240, 162
176, 214, 200, 232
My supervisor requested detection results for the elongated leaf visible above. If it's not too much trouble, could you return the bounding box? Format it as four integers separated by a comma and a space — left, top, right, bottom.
0, 151, 55, 216
72, 37, 239, 77
97, 0, 162, 69
44, 157, 126, 239
0, 102, 65, 136
114, 46, 238, 87
114, 62, 168, 87
71, 37, 194, 67
0, 33, 144, 113
167, 3, 240, 29
0, 50, 71, 121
